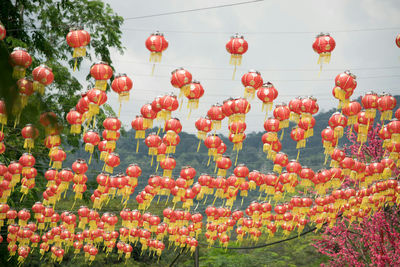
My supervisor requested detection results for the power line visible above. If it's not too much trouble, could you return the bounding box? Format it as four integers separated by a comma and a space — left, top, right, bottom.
122, 26, 400, 34
112, 59, 400, 73
124, 0, 264, 20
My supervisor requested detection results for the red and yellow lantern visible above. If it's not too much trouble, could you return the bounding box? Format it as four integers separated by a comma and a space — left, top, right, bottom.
9, 47, 32, 79
32, 64, 54, 95
226, 33, 248, 78
241, 70, 263, 99
66, 27, 90, 71
312, 33, 336, 68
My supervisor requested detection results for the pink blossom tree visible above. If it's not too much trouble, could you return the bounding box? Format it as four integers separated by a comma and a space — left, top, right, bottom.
313, 124, 400, 266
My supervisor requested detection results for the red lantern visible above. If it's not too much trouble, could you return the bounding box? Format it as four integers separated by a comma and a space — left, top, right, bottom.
32, 64, 54, 95
0, 99, 7, 126
86, 88, 108, 119
140, 103, 157, 129
273, 152, 289, 174
49, 147, 66, 169
288, 97, 303, 123
241, 70, 263, 99
258, 82, 278, 114
0, 23, 5, 40
232, 97, 251, 122
9, 47, 32, 79
160, 156, 176, 178
298, 116, 316, 138
333, 70, 356, 108
160, 94, 179, 122
273, 103, 290, 130
342, 101, 361, 126
15, 78, 34, 118
204, 134, 222, 161
66, 27, 90, 70
103, 117, 121, 139
21, 124, 39, 150
171, 68, 192, 99
328, 112, 348, 139
105, 153, 120, 174
83, 131, 100, 163
66, 109, 83, 134
164, 118, 182, 135
312, 33, 336, 68
207, 104, 225, 131
195, 117, 212, 142
300, 97, 319, 120
146, 31, 168, 73
216, 156, 232, 177
396, 34, 400, 48
131, 115, 147, 146
291, 127, 306, 149
228, 133, 246, 153
186, 81, 204, 113
388, 119, 400, 143
378, 93, 397, 121
90, 62, 113, 92
226, 33, 248, 78
361, 92, 379, 119
264, 118, 281, 142
111, 74, 133, 106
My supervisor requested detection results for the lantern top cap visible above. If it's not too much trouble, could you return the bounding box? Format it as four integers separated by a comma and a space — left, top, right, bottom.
263, 82, 274, 87
151, 31, 164, 36
248, 69, 260, 75
231, 33, 244, 39
115, 73, 127, 78
344, 70, 357, 79
13, 47, 27, 52
171, 67, 186, 74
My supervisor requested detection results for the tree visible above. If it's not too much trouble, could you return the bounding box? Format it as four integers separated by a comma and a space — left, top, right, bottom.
313, 125, 400, 266
0, 1, 124, 265
0, 0, 123, 199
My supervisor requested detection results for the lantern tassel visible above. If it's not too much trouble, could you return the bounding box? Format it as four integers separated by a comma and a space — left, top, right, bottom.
232, 64, 237, 80
74, 58, 78, 72
235, 149, 239, 166
197, 140, 201, 152
136, 140, 139, 153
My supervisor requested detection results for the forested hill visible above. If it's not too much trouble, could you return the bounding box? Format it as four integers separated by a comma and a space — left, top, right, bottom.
72, 95, 400, 192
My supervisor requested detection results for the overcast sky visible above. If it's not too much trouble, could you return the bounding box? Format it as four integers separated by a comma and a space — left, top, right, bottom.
92, 0, 400, 134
